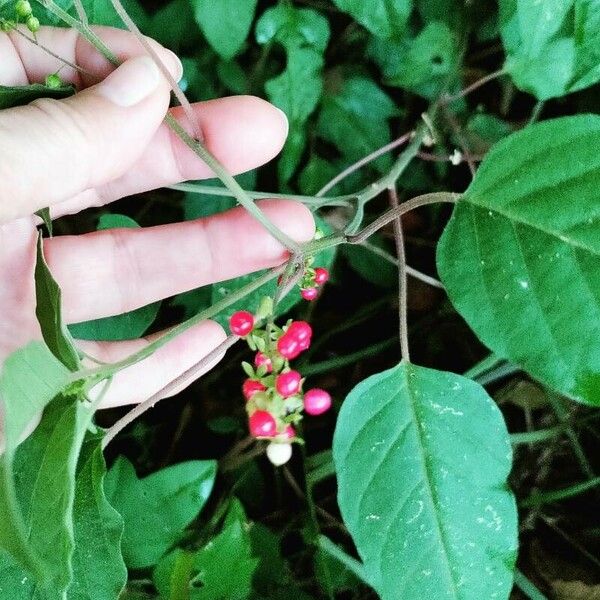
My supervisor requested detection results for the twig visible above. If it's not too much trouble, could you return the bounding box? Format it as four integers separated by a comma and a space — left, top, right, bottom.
389, 186, 409, 361
11, 26, 90, 76
317, 131, 414, 197
102, 335, 237, 449
443, 68, 506, 104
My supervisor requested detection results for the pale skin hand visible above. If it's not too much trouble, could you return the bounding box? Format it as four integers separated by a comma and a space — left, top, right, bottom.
0, 26, 315, 411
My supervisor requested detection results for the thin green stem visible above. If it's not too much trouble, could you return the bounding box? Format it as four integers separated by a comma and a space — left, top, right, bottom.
513, 570, 548, 600
522, 476, 600, 508
169, 182, 354, 208
317, 535, 371, 586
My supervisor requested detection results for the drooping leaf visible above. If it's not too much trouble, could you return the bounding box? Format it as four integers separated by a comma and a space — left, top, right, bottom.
153, 499, 258, 600
105, 456, 217, 568
500, 0, 600, 99
5, 394, 96, 596
370, 21, 460, 99
437, 114, 600, 405
68, 433, 127, 600
333, 362, 518, 600
317, 76, 397, 172
332, 0, 412, 38
35, 235, 81, 371
0, 83, 74, 109
191, 0, 258, 60
68, 214, 160, 341
256, 5, 330, 183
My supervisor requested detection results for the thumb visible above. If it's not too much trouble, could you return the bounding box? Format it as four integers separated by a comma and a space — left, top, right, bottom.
0, 53, 182, 223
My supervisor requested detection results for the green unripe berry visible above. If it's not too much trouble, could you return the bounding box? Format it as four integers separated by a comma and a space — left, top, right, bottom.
45, 73, 62, 89
26, 15, 39, 33
14, 0, 32, 18
0, 19, 16, 31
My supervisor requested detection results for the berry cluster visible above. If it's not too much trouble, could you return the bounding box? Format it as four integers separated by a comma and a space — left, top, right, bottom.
300, 265, 329, 301
229, 310, 332, 466
1, 0, 40, 33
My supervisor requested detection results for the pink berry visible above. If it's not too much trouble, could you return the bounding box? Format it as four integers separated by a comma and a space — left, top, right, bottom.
287, 321, 312, 346
275, 370, 301, 397
229, 311, 254, 336
242, 379, 266, 400
281, 424, 296, 440
277, 333, 301, 360
314, 267, 329, 285
303, 389, 332, 415
248, 410, 277, 437
301, 287, 318, 301
254, 351, 273, 373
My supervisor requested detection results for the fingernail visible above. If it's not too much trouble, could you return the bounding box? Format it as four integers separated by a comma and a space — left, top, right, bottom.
166, 49, 184, 82
98, 56, 160, 107
275, 106, 289, 137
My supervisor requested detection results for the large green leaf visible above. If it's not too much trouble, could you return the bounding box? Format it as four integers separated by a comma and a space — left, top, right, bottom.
35, 235, 81, 371
191, 0, 257, 60
370, 22, 460, 99
68, 214, 160, 341
68, 434, 127, 600
333, 362, 517, 600
256, 5, 330, 183
153, 500, 258, 600
332, 0, 412, 38
317, 76, 397, 172
500, 0, 600, 99
105, 457, 217, 568
437, 114, 600, 405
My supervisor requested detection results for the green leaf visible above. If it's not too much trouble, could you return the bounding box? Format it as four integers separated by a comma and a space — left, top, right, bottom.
147, 0, 200, 51
256, 5, 330, 183
210, 217, 336, 328
332, 0, 412, 38
105, 457, 217, 568
370, 21, 460, 99
35, 235, 81, 372
317, 76, 396, 171
68, 214, 160, 341
153, 499, 258, 600
0, 83, 74, 109
342, 237, 397, 288
437, 114, 600, 405
68, 434, 127, 600
3, 394, 96, 596
191, 0, 257, 60
78, 0, 149, 29
500, 0, 600, 99
333, 362, 518, 600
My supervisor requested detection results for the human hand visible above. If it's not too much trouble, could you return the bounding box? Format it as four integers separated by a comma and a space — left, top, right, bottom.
0, 26, 314, 410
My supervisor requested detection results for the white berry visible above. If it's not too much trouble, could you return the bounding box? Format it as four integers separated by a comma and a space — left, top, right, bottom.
266, 442, 293, 466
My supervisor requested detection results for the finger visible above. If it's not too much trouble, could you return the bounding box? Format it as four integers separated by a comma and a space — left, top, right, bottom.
50, 96, 289, 219
0, 25, 180, 88
0, 51, 182, 223
45, 199, 315, 324
81, 320, 226, 408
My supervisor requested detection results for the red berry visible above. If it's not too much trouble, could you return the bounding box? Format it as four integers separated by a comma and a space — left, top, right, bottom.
301, 287, 318, 301
277, 333, 301, 360
314, 267, 329, 285
249, 410, 277, 437
229, 311, 254, 336
304, 389, 332, 415
242, 379, 266, 400
254, 351, 273, 373
275, 370, 301, 397
281, 424, 296, 440
287, 321, 312, 346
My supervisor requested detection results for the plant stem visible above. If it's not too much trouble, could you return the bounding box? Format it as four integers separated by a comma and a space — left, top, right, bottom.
169, 182, 354, 208
522, 476, 600, 508
102, 335, 237, 449
316, 131, 414, 197
513, 570, 548, 600
317, 535, 371, 586
443, 68, 507, 104
389, 186, 410, 361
